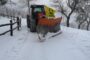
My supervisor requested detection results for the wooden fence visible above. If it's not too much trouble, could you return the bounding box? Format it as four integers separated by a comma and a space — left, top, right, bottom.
0, 17, 21, 36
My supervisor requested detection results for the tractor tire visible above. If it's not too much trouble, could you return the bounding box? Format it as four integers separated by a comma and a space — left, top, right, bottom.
30, 24, 36, 32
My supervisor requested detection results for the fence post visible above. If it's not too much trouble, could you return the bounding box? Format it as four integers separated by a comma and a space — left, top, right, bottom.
10, 20, 13, 36
17, 17, 20, 31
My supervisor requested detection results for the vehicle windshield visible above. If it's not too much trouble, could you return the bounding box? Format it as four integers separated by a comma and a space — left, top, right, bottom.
34, 8, 42, 12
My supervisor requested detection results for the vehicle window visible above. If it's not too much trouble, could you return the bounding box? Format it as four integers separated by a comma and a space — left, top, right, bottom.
34, 8, 42, 12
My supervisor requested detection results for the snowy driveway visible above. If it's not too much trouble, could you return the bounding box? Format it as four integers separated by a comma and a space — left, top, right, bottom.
0, 19, 90, 60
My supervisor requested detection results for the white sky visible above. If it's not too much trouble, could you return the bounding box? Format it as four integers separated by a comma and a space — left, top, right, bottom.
34, 0, 50, 5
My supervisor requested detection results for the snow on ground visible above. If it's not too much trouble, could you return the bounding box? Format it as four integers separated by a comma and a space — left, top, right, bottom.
0, 17, 11, 34
0, 17, 90, 60
0, 17, 18, 34
0, 17, 10, 24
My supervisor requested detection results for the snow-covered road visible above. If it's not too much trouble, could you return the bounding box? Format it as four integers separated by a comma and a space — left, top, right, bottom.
0, 18, 90, 60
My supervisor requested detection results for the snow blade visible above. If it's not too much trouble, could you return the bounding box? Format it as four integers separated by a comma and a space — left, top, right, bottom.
37, 31, 62, 42
37, 33, 46, 42
48, 31, 62, 39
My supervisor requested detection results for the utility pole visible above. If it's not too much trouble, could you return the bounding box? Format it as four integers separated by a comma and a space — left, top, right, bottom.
27, 0, 30, 15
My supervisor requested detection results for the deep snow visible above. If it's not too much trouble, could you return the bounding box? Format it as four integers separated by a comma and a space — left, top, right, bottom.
0, 17, 90, 60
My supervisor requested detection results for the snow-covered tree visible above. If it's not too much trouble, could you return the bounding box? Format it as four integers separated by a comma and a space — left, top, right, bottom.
19, 0, 35, 15
76, 0, 90, 30
0, 0, 7, 5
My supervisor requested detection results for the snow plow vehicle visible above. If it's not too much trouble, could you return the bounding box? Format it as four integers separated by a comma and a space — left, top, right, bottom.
29, 5, 62, 41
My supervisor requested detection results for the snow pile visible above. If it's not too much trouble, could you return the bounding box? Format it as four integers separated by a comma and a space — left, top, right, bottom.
0, 17, 90, 60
